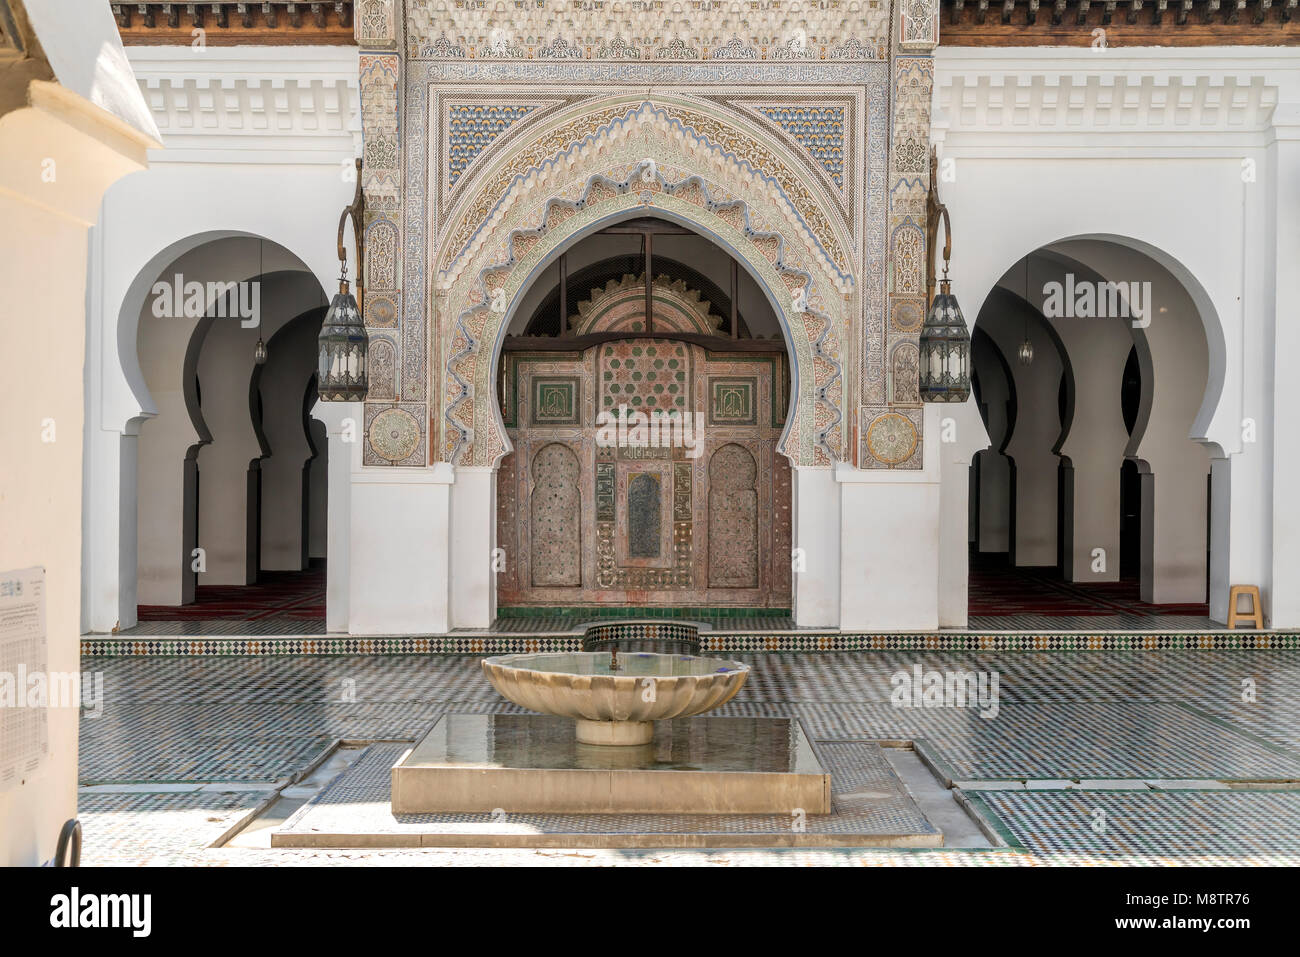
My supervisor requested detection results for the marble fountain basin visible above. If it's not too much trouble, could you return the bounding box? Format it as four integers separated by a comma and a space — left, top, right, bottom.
481, 651, 750, 745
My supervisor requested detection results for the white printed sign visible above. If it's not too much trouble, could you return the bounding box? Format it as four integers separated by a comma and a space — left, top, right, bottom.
0, 567, 48, 791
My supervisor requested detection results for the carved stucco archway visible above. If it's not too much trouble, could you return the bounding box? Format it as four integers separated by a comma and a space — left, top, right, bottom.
432, 99, 857, 469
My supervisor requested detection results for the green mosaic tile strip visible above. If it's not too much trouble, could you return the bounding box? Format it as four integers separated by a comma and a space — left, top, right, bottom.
80, 636, 582, 658
80, 631, 1300, 657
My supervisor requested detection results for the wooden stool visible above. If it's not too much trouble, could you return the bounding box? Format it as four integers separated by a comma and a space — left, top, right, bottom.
1227, 585, 1264, 629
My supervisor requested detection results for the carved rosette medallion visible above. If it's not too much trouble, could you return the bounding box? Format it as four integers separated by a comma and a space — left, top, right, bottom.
369, 408, 422, 462
866, 412, 919, 466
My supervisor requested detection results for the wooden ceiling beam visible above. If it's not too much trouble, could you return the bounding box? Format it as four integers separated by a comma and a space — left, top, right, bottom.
940, 0, 1300, 40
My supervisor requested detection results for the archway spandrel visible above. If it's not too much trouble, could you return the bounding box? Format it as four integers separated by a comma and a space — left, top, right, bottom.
437, 123, 854, 468
436, 100, 856, 293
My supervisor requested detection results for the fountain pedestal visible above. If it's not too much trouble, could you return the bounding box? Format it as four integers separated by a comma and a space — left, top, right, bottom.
575, 718, 653, 746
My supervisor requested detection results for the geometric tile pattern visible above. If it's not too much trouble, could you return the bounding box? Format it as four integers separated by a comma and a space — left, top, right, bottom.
447, 104, 536, 187
79, 728, 330, 785
82, 630, 1300, 657
754, 106, 845, 188
976, 790, 1300, 863
120, 614, 1235, 643
76, 650, 1300, 864
81, 650, 1300, 783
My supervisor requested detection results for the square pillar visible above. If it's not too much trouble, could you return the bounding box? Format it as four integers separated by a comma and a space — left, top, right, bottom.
313, 401, 360, 633
791, 466, 840, 629
938, 400, 990, 628
836, 405, 943, 632
349, 461, 455, 635
450, 466, 497, 630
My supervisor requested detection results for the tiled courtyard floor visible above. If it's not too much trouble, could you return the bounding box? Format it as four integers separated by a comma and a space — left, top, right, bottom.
78, 650, 1300, 865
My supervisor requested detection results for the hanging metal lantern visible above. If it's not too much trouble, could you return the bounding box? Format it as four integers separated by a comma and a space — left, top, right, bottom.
1017, 256, 1034, 366
318, 267, 368, 401
921, 150, 971, 403
318, 157, 368, 402
919, 278, 971, 403
253, 336, 268, 365
1018, 337, 1035, 366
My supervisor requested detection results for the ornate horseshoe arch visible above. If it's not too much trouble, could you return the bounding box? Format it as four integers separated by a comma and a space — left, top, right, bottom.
432, 99, 856, 470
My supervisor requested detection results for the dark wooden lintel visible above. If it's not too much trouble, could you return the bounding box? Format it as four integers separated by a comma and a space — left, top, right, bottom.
502, 333, 784, 353
598, 223, 693, 236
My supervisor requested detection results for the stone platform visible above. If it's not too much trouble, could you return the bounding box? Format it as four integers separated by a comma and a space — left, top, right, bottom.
273, 727, 942, 849
391, 714, 828, 814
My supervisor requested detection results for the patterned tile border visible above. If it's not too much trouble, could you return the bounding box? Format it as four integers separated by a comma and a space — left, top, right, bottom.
81, 630, 1300, 657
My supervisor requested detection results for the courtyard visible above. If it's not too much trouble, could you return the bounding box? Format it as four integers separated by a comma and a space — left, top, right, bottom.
76, 648, 1300, 866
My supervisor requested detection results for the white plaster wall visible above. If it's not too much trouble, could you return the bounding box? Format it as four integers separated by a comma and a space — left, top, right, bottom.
971, 332, 1012, 554
792, 467, 840, 628
938, 400, 991, 627
307, 419, 329, 560
979, 297, 1063, 567
258, 310, 325, 571
194, 317, 262, 586
836, 405, 944, 631
1, 66, 155, 865
133, 244, 205, 605
193, 268, 321, 585
134, 243, 315, 601
82, 46, 360, 631
450, 468, 498, 629
349, 465, 456, 635
1013, 253, 1134, 583
1055, 240, 1212, 604
313, 401, 359, 633
933, 47, 1298, 621
1268, 111, 1300, 626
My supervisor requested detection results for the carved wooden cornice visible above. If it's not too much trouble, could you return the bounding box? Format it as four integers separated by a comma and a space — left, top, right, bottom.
113, 2, 355, 45
940, 0, 1300, 43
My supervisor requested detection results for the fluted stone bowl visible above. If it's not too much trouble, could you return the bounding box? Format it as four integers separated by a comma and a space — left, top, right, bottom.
481, 651, 750, 746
